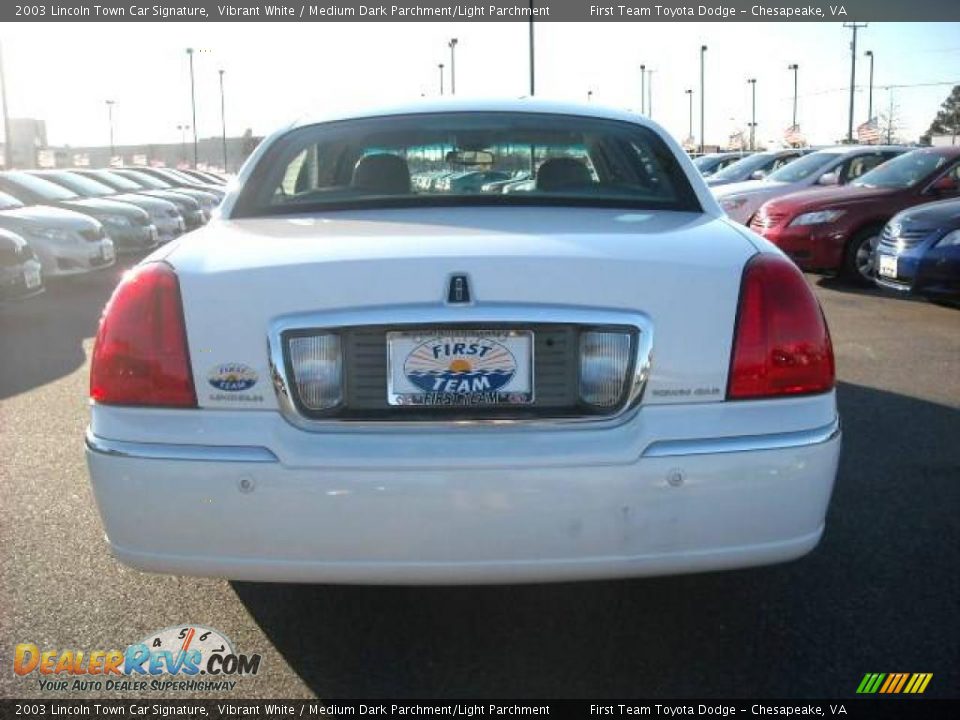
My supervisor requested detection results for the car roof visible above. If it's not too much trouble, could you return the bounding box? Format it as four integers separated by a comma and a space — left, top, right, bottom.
814, 144, 910, 155
290, 97, 652, 130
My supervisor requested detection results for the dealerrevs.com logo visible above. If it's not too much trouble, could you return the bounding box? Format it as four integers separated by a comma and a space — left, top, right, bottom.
13, 625, 261, 693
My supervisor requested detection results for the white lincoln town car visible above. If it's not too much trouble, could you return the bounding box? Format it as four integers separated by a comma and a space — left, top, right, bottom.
85, 99, 840, 584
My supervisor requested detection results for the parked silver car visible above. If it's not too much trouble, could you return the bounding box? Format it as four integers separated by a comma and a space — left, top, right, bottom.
34, 170, 185, 243
0, 191, 114, 277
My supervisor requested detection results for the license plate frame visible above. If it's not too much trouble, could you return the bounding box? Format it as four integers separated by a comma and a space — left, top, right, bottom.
386, 329, 534, 407
23, 266, 41, 289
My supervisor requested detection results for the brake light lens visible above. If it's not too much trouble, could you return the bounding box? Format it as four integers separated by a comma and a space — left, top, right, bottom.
90, 263, 196, 407
728, 254, 835, 399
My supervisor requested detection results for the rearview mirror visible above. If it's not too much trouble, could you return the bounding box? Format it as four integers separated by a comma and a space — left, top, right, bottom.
750, 170, 766, 180
818, 172, 839, 186
445, 150, 494, 166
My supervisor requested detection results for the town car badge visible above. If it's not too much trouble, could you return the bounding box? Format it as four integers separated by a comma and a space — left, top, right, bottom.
208, 363, 258, 392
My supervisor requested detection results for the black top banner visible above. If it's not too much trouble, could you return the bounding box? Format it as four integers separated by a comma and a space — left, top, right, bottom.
6, 0, 960, 22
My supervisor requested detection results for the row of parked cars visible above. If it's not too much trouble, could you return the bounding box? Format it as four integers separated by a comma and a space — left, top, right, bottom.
0, 166, 228, 303
695, 145, 960, 303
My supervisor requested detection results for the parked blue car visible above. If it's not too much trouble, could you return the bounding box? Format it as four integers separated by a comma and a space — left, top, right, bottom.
875, 197, 960, 303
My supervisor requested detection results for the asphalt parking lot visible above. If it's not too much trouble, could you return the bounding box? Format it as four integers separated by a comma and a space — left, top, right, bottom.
1, 260, 957, 700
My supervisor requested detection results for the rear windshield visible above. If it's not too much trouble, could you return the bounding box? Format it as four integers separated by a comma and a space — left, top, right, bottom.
5, 172, 78, 201
88, 170, 142, 191
852, 150, 950, 189
767, 152, 838, 183
711, 153, 777, 180
234, 112, 700, 217
43, 172, 114, 197
114, 170, 170, 189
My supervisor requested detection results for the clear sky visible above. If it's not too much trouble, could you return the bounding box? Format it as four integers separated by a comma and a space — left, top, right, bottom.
4, 21, 959, 149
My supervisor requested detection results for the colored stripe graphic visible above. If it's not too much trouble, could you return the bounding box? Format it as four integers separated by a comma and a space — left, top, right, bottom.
858, 673, 932, 694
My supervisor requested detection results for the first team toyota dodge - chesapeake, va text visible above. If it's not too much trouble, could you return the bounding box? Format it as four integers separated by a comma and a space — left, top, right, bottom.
85, 99, 840, 584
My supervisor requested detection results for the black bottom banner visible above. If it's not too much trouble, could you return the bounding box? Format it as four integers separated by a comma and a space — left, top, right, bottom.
3, 699, 959, 720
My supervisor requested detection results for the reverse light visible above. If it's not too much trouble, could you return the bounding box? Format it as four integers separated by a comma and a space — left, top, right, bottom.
579, 331, 632, 408
728, 254, 835, 400
789, 209, 845, 227
288, 333, 342, 411
90, 263, 196, 407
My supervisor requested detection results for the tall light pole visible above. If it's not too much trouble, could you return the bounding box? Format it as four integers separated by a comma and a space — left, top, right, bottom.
438, 63, 444, 95
587, 89, 593, 103
528, 1, 535, 95
788, 63, 799, 129
865, 50, 875, 121
647, 69, 654, 119
218, 69, 227, 172
448, 38, 458, 95
177, 124, 190, 165
844, 22, 868, 143
747, 79, 757, 151
640, 64, 646, 114
685, 89, 693, 144
0, 40, 12, 169
186, 48, 198, 167
700, 45, 707, 153
105, 100, 116, 160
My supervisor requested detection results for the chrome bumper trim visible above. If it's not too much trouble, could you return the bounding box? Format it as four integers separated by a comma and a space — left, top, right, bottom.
641, 417, 840, 458
85, 429, 278, 463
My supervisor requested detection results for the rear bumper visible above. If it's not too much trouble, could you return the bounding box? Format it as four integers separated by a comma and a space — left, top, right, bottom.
85, 406, 841, 584
875, 246, 960, 300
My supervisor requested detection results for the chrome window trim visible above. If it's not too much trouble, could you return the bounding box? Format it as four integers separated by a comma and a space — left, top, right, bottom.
85, 429, 278, 463
641, 417, 840, 458
267, 303, 655, 432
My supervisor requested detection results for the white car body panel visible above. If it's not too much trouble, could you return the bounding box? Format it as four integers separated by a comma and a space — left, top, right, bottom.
86, 99, 840, 584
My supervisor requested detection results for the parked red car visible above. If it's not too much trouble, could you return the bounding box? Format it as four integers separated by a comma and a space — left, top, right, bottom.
750, 147, 960, 282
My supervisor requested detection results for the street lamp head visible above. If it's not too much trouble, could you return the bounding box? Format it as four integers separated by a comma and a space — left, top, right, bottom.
748, 78, 756, 84
701, 45, 707, 52
186, 47, 194, 55
449, 38, 458, 48
219, 68, 225, 76
865, 50, 873, 57
685, 88, 692, 94
439, 63, 444, 69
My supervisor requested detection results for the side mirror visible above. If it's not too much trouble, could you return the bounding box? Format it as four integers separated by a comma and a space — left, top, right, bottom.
929, 175, 958, 195
818, 172, 839, 186
750, 170, 766, 180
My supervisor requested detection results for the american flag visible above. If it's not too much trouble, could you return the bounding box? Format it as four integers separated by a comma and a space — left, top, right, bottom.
784, 124, 806, 146
857, 118, 881, 144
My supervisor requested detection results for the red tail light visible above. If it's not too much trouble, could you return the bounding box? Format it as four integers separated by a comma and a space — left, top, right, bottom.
728, 254, 835, 400
90, 263, 197, 407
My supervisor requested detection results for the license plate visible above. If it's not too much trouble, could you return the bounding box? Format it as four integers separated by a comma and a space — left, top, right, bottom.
387, 329, 534, 406
178, 218, 186, 231
878, 254, 897, 279
150, 227, 159, 243
24, 266, 41, 289
102, 243, 115, 262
